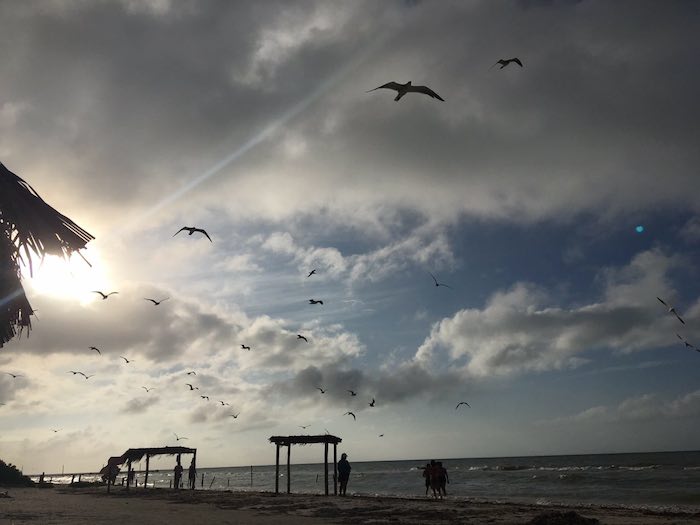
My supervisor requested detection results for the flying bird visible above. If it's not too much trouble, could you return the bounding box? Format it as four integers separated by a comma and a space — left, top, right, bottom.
173, 227, 212, 242
241, 344, 251, 351
5, 373, 21, 379
378, 434, 384, 437
309, 299, 324, 305
316, 387, 326, 394
78, 372, 94, 380
369, 398, 375, 407
456, 401, 471, 409
347, 390, 357, 396
186, 371, 196, 376
307, 269, 317, 278
142, 386, 155, 392
200, 395, 210, 401
51, 429, 61, 433
89, 346, 101, 355
297, 334, 308, 342
145, 297, 169, 305
491, 57, 523, 69
367, 81, 445, 102
119, 356, 133, 364
173, 433, 188, 441
299, 425, 311, 429
92, 291, 118, 300
344, 411, 356, 421
185, 383, 198, 391
230, 413, 240, 419
430, 273, 453, 289
67, 371, 81, 375
657, 297, 685, 324
676, 334, 698, 352
219, 401, 230, 406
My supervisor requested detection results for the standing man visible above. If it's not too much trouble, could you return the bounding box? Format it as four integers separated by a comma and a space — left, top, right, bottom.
174, 455, 183, 490
188, 458, 197, 490
337, 452, 351, 496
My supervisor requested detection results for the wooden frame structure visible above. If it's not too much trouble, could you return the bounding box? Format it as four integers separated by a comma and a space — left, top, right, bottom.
102, 446, 197, 492
269, 435, 342, 496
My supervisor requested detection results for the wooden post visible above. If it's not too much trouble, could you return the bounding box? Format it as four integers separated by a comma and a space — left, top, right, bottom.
126, 458, 132, 491
333, 443, 338, 496
192, 450, 197, 490
144, 454, 150, 488
324, 441, 329, 496
275, 444, 280, 494
286, 444, 291, 494
250, 465, 253, 487
107, 467, 112, 494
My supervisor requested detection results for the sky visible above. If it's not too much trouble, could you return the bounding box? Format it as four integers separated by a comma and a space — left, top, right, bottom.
1, 0, 699, 474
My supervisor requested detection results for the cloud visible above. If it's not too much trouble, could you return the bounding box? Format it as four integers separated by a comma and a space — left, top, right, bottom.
122, 395, 160, 414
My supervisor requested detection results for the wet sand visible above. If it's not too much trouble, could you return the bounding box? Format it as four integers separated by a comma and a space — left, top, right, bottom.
0, 486, 698, 524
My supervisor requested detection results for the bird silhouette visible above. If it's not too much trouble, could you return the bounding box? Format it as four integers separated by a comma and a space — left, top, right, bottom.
316, 387, 326, 394
92, 291, 118, 300
51, 428, 61, 433
309, 299, 324, 305
491, 57, 523, 69
174, 433, 188, 441
219, 401, 230, 406
145, 297, 169, 305
307, 269, 317, 278
119, 356, 133, 364
456, 401, 471, 409
67, 371, 81, 375
297, 334, 308, 342
185, 383, 198, 391
430, 273, 453, 289
344, 411, 356, 421
5, 373, 21, 379
347, 390, 357, 396
186, 371, 196, 376
378, 434, 384, 437
676, 334, 699, 352
89, 346, 101, 355
79, 373, 95, 380
367, 81, 444, 102
241, 344, 251, 351
173, 227, 212, 242
200, 395, 210, 400
142, 386, 155, 392
369, 398, 376, 407
230, 413, 240, 419
299, 425, 311, 429
657, 297, 685, 324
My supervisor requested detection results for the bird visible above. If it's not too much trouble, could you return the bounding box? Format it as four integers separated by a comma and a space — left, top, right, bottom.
379, 434, 384, 437
241, 344, 251, 351
299, 425, 311, 429
92, 291, 118, 300
657, 297, 685, 324
173, 227, 212, 242
50, 429, 61, 433
219, 401, 230, 406
67, 371, 81, 375
185, 383, 198, 391
5, 373, 21, 379
297, 334, 308, 342
347, 390, 357, 396
89, 346, 101, 355
119, 356, 133, 364
369, 398, 375, 407
307, 269, 317, 278
367, 81, 444, 102
230, 413, 240, 419
173, 433, 188, 441
456, 401, 471, 409
145, 297, 169, 305
316, 387, 326, 394
430, 273, 453, 289
676, 334, 699, 352
200, 395, 210, 401
309, 299, 324, 305
491, 57, 523, 69
78, 373, 94, 380
142, 386, 154, 392
344, 411, 356, 421
186, 371, 196, 376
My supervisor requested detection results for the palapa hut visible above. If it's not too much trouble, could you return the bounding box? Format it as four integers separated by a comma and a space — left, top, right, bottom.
100, 446, 196, 492
269, 434, 342, 495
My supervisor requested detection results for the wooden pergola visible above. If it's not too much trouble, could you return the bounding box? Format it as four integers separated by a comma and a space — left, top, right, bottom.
103, 446, 197, 492
269, 434, 342, 496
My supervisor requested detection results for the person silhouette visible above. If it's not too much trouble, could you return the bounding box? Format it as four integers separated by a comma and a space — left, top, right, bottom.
188, 458, 196, 490
337, 453, 351, 496
174, 455, 183, 490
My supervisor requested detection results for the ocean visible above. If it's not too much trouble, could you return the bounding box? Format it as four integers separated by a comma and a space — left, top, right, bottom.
32, 450, 700, 512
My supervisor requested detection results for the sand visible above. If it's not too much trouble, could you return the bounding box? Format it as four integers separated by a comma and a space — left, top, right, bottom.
0, 485, 698, 524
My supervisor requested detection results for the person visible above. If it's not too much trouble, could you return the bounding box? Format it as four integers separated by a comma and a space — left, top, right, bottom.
429, 459, 442, 499
437, 461, 449, 497
337, 452, 351, 496
174, 457, 183, 489
188, 458, 196, 490
421, 463, 431, 495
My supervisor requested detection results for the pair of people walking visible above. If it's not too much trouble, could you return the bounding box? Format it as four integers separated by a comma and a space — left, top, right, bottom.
422, 460, 449, 499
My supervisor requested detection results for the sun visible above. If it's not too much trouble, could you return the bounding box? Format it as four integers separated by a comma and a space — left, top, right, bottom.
22, 248, 112, 303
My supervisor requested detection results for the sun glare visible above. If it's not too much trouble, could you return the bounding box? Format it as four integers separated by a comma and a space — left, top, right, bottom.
22, 249, 112, 303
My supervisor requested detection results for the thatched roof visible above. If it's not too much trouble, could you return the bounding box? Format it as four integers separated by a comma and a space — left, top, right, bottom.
269, 435, 342, 446
110, 446, 196, 464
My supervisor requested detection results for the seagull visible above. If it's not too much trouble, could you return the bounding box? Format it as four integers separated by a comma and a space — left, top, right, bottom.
297, 334, 308, 342
430, 273, 453, 289
119, 356, 133, 364
676, 334, 698, 352
369, 398, 375, 407
316, 387, 326, 394
92, 291, 118, 300
173, 433, 188, 441
456, 401, 471, 409
309, 299, 324, 305
185, 383, 198, 391
186, 371, 196, 376
347, 390, 357, 396
173, 227, 212, 242
307, 269, 317, 278
5, 373, 21, 379
219, 401, 230, 406
200, 395, 210, 401
145, 297, 169, 305
142, 386, 155, 392
491, 57, 523, 69
657, 297, 685, 324
344, 411, 356, 421
230, 413, 240, 419
367, 81, 445, 102
78, 372, 94, 380
51, 428, 61, 433
241, 344, 251, 351
378, 434, 384, 437
89, 346, 101, 355
299, 425, 311, 429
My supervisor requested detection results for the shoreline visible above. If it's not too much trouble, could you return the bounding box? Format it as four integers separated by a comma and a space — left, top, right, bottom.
1, 485, 699, 524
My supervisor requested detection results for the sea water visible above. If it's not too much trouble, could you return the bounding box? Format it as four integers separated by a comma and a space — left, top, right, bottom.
32, 450, 700, 511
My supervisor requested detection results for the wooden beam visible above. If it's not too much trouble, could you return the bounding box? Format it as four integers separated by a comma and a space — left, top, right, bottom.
192, 450, 197, 490
126, 458, 132, 491
275, 444, 280, 494
324, 441, 329, 496
286, 444, 291, 494
333, 443, 338, 496
144, 454, 150, 488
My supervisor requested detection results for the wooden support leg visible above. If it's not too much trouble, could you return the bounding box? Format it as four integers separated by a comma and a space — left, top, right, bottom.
286, 444, 291, 494
275, 444, 280, 494
324, 442, 329, 496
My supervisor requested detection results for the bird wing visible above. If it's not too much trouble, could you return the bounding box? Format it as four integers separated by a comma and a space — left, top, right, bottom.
92, 291, 106, 298
173, 227, 188, 237
107, 292, 118, 297
657, 297, 668, 307
430, 273, 439, 285
367, 82, 403, 93
145, 298, 157, 304
674, 312, 686, 324
512, 58, 523, 67
439, 282, 454, 289
197, 229, 213, 242
408, 85, 444, 101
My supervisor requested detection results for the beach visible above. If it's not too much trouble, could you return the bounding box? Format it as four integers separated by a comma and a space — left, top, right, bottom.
1, 486, 699, 525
